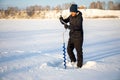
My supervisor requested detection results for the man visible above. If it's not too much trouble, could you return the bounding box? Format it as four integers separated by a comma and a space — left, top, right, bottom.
59, 4, 83, 68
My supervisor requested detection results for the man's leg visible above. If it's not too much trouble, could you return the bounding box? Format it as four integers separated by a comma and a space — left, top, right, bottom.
74, 38, 83, 68
67, 39, 76, 62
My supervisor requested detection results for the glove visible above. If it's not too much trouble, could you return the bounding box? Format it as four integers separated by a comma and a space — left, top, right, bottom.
59, 16, 65, 25
59, 16, 63, 20
64, 24, 69, 29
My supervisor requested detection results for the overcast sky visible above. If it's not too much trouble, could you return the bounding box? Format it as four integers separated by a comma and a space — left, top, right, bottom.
0, 0, 119, 9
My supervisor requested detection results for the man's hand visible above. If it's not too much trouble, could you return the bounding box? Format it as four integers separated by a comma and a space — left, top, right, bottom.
64, 24, 69, 29
59, 16, 65, 25
59, 16, 63, 21
59, 15, 69, 29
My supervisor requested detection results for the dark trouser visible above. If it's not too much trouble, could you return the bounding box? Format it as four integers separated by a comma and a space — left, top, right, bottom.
67, 31, 83, 68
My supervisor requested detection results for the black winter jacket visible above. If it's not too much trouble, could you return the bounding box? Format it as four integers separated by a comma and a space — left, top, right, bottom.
62, 11, 83, 38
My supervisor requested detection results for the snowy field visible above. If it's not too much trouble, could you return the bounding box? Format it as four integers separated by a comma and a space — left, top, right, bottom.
0, 19, 120, 80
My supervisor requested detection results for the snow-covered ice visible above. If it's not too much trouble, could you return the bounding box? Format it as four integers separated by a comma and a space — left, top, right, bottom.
0, 19, 120, 80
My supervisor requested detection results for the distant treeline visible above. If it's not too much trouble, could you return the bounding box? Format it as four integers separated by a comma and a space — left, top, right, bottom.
0, 1, 119, 19
89, 1, 120, 10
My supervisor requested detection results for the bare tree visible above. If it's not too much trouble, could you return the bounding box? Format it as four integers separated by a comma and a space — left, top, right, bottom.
96, 1, 103, 9
114, 3, 120, 10
102, 1, 106, 10
108, 1, 120, 10
26, 6, 35, 17
89, 2, 96, 9
4, 7, 19, 17
26, 5, 42, 17
44, 5, 51, 11
108, 1, 114, 10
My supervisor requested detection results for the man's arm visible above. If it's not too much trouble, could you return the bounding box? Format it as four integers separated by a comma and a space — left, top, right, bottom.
59, 16, 70, 24
59, 16, 70, 29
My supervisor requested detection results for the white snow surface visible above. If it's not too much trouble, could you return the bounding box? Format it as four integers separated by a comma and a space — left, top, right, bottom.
0, 19, 120, 80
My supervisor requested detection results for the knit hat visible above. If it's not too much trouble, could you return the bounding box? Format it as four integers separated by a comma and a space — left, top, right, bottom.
70, 4, 78, 12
